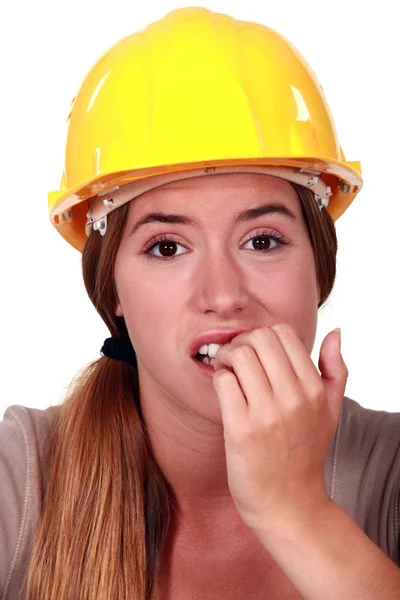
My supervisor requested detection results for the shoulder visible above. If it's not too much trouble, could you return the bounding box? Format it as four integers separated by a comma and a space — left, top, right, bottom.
339, 396, 400, 437
331, 396, 400, 564
333, 395, 400, 487
0, 404, 58, 490
334, 396, 400, 478
0, 404, 59, 598
1, 403, 58, 448
330, 396, 400, 499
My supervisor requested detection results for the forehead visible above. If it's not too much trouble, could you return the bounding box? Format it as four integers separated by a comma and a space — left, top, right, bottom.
128, 173, 301, 216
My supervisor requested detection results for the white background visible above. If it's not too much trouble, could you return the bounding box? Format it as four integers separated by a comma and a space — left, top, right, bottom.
1, 0, 399, 418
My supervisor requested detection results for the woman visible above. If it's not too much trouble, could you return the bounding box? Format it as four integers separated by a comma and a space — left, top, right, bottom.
1, 6, 400, 600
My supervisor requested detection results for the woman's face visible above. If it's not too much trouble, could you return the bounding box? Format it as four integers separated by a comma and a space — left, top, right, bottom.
114, 173, 320, 422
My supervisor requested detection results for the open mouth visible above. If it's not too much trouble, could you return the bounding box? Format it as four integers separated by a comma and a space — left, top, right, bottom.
189, 329, 247, 374
194, 343, 222, 367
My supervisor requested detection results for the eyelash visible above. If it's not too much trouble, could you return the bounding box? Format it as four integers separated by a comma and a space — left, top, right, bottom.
140, 229, 289, 263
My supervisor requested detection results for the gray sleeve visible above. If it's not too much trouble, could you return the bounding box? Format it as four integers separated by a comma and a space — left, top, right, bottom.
0, 405, 56, 599
330, 397, 400, 566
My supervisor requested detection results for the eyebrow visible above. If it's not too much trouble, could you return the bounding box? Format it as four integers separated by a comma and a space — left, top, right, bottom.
128, 203, 297, 237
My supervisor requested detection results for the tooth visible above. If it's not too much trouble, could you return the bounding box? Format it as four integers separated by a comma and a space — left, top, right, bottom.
207, 343, 221, 358
198, 344, 208, 355
202, 356, 210, 365
209, 358, 216, 367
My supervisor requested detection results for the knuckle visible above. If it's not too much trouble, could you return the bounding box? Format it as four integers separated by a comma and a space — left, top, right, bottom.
214, 369, 235, 385
308, 381, 325, 403
289, 392, 307, 411
271, 322, 292, 335
247, 327, 270, 346
341, 363, 349, 379
262, 409, 284, 429
231, 344, 254, 362
237, 424, 254, 440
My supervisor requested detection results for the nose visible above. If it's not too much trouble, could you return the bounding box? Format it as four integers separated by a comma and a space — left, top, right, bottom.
191, 248, 250, 318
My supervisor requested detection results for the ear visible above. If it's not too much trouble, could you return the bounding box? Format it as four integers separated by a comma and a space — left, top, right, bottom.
113, 279, 123, 316
115, 300, 123, 317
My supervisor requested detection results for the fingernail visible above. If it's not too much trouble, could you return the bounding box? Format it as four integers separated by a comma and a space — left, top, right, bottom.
333, 327, 341, 349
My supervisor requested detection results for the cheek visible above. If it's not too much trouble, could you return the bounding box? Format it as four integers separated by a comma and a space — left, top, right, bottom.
252, 259, 318, 345
115, 266, 185, 340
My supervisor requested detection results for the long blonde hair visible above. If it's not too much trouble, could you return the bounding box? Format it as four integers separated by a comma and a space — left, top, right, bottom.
24, 184, 337, 599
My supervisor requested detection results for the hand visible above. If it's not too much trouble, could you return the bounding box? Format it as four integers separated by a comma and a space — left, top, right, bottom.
212, 324, 347, 535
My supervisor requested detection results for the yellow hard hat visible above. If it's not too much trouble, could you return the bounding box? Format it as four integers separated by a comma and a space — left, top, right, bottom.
48, 7, 363, 252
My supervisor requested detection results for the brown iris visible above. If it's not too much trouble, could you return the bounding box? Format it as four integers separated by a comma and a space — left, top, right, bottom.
158, 242, 178, 257
251, 236, 271, 250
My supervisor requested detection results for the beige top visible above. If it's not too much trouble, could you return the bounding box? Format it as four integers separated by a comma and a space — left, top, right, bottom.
1, 396, 400, 599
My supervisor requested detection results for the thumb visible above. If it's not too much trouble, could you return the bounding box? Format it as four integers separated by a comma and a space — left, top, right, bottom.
318, 329, 348, 426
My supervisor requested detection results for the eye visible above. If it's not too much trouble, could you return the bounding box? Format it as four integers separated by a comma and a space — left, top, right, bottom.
242, 229, 288, 253
152, 240, 186, 258
143, 234, 188, 261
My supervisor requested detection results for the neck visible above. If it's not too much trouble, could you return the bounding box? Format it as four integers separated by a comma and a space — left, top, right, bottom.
138, 377, 237, 524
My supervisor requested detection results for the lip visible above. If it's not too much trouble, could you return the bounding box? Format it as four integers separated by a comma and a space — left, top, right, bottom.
189, 328, 250, 358
193, 358, 217, 379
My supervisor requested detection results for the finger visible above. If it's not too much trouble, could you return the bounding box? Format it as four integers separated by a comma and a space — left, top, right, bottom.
214, 344, 280, 422
270, 324, 324, 404
318, 330, 347, 426
213, 368, 248, 430
224, 327, 303, 414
